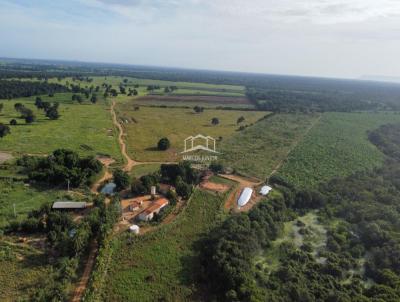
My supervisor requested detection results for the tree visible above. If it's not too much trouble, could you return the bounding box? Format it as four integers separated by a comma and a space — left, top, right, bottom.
237, 116, 245, 124
157, 137, 170, 151
24, 111, 36, 124
35, 97, 43, 109
194, 106, 204, 113
14, 103, 24, 112
46, 106, 59, 120
10, 119, 17, 126
0, 123, 10, 138
0, 103, 3, 113
164, 86, 171, 93
211, 117, 220, 126
90, 95, 98, 104
113, 169, 130, 191
133, 89, 138, 96
131, 178, 146, 196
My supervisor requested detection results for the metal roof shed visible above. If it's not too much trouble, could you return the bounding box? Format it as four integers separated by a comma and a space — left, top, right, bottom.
237, 187, 253, 207
52, 201, 87, 210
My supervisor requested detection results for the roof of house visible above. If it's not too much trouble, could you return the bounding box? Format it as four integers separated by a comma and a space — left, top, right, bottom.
141, 198, 169, 216
237, 187, 253, 207
53, 201, 87, 209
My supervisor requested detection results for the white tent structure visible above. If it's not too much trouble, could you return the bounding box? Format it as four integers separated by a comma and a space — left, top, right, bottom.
129, 225, 140, 234
237, 187, 253, 208
259, 185, 272, 196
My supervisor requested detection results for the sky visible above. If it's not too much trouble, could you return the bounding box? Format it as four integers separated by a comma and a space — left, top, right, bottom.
0, 0, 400, 79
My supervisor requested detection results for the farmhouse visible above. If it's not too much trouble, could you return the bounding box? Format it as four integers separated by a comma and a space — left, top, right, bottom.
138, 198, 169, 221
237, 187, 253, 208
52, 201, 87, 210
259, 185, 272, 196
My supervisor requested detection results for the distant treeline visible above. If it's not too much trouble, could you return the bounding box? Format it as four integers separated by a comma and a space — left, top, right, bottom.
0, 80, 69, 99
199, 122, 400, 301
246, 87, 390, 112
2, 59, 400, 112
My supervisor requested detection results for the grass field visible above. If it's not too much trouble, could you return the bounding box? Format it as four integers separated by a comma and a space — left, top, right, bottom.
277, 112, 400, 188
0, 93, 121, 160
220, 113, 320, 179
0, 180, 69, 228
45, 76, 245, 96
102, 189, 228, 301
129, 163, 161, 178
116, 103, 266, 162
0, 236, 50, 301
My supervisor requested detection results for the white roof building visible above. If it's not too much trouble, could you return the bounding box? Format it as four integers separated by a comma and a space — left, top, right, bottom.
237, 187, 253, 208
129, 225, 140, 234
259, 185, 272, 196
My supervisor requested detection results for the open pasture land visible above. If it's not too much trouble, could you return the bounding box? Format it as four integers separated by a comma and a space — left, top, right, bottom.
0, 236, 51, 302
133, 94, 253, 109
278, 112, 400, 188
116, 104, 266, 162
129, 163, 161, 178
220, 113, 320, 179
102, 189, 227, 302
0, 94, 121, 160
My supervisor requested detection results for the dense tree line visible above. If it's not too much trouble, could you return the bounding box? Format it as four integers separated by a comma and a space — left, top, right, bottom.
0, 80, 68, 99
246, 87, 391, 113
17, 149, 102, 187
200, 123, 400, 301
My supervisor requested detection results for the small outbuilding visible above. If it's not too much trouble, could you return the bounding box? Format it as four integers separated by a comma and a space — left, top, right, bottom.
129, 224, 140, 234
237, 187, 253, 208
259, 185, 272, 196
52, 201, 87, 210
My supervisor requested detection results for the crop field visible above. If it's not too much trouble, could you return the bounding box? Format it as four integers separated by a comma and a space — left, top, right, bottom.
220, 113, 320, 179
0, 236, 51, 301
0, 180, 67, 228
115, 104, 266, 162
102, 189, 228, 301
277, 112, 400, 188
0, 94, 121, 160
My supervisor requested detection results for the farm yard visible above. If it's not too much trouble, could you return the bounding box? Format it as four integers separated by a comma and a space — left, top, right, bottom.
2, 59, 400, 302
115, 103, 267, 162
100, 189, 229, 302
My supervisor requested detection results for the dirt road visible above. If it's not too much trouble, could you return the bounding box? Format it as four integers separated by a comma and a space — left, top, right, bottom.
110, 100, 137, 172
71, 242, 98, 302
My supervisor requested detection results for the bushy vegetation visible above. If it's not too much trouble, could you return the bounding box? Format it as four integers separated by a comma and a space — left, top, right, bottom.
200, 122, 400, 301
0, 80, 68, 99
17, 149, 102, 187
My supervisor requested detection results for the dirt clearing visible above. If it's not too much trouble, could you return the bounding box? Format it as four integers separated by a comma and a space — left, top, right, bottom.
0, 152, 13, 164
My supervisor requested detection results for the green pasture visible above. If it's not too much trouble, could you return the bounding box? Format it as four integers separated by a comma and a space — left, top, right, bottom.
0, 94, 121, 161
115, 104, 266, 162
